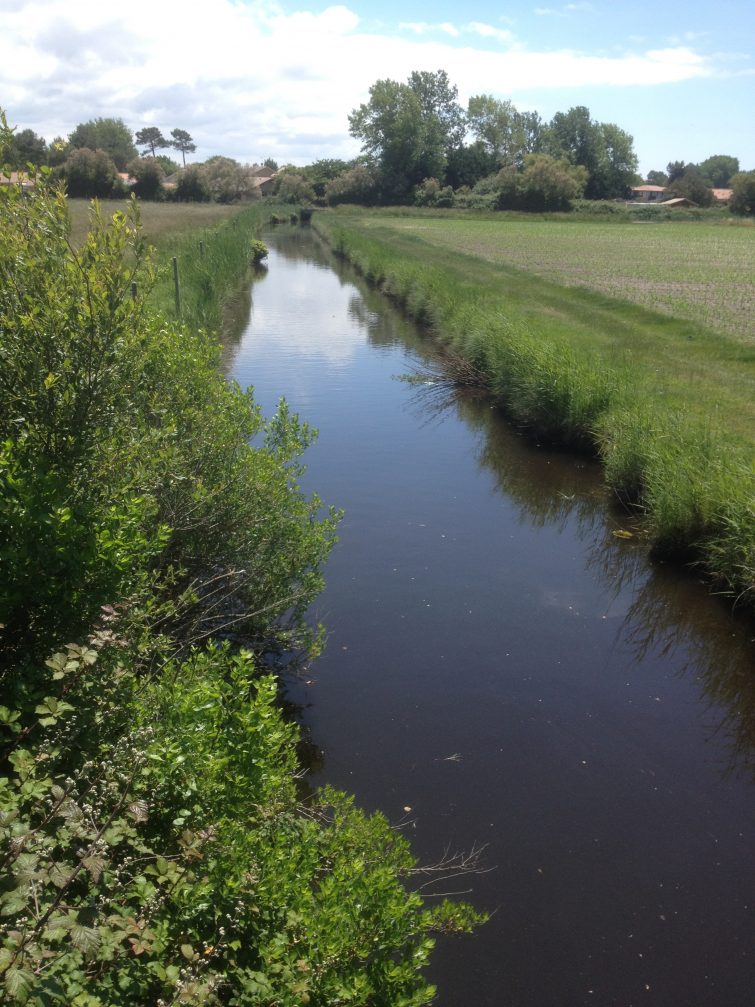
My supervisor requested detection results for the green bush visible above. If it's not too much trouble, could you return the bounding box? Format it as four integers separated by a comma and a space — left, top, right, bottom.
0, 641, 482, 1005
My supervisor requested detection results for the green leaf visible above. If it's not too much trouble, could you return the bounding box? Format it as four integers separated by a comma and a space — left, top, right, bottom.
0, 889, 29, 917
4, 966, 34, 1000
70, 924, 101, 956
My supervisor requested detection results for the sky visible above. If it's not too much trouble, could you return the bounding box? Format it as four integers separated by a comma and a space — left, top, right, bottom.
1, 0, 753, 177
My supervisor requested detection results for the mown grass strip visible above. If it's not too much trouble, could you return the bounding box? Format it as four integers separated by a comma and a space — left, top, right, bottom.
314, 211, 755, 609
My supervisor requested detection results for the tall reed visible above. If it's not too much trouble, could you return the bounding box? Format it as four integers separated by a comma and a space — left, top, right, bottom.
149, 203, 272, 331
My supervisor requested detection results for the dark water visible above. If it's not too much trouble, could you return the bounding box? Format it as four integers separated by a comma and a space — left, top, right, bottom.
225, 227, 755, 1007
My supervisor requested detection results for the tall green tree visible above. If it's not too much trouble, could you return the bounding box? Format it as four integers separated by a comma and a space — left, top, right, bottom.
666, 166, 714, 206
729, 170, 755, 215
666, 160, 687, 184
135, 126, 169, 157
697, 154, 739, 188
3, 128, 47, 169
170, 127, 196, 166
597, 121, 639, 197
646, 169, 668, 186
466, 96, 543, 168
543, 106, 637, 198
68, 117, 136, 170
445, 140, 498, 189
408, 69, 466, 152
349, 70, 465, 200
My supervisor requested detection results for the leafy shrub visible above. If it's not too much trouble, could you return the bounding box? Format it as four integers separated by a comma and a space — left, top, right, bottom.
174, 165, 211, 202
325, 164, 378, 206
126, 156, 164, 200
0, 640, 483, 1005
249, 238, 268, 264
61, 147, 122, 198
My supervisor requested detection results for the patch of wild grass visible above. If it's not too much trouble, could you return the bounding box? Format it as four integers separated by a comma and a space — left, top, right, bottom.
67, 197, 247, 248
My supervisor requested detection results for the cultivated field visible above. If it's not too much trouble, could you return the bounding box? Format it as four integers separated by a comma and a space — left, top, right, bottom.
359, 215, 755, 343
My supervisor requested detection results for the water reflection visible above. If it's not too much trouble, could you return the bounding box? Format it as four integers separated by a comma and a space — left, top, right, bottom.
407, 375, 755, 780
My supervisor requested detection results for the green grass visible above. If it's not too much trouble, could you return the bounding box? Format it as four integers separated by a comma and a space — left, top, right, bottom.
315, 209, 755, 608
67, 197, 248, 248
67, 197, 277, 334
351, 211, 755, 343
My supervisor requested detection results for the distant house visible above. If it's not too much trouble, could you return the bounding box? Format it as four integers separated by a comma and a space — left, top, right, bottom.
659, 196, 697, 208
250, 170, 277, 196
118, 172, 136, 187
0, 170, 35, 191
712, 188, 733, 204
630, 184, 667, 202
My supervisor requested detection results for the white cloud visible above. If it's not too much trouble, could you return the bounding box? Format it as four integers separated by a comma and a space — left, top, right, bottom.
0, 0, 735, 165
399, 21, 460, 37
465, 21, 516, 44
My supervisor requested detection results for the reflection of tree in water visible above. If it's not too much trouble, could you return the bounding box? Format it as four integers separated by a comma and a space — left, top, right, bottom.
605, 558, 755, 778
266, 225, 334, 270
411, 378, 755, 779
346, 292, 420, 350
459, 391, 608, 537
221, 278, 254, 348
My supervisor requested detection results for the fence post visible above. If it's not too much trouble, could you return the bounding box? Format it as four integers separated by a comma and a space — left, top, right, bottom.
199, 240, 205, 259
172, 256, 181, 318
131, 280, 137, 300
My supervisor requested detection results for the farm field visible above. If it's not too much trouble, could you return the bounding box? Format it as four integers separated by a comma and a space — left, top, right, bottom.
325, 211, 755, 442
355, 213, 754, 343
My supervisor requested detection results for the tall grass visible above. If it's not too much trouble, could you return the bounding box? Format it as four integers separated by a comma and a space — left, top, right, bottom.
148, 203, 273, 332
317, 214, 755, 609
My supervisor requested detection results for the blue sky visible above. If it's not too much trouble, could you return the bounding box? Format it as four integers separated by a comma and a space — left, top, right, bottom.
1, 0, 753, 176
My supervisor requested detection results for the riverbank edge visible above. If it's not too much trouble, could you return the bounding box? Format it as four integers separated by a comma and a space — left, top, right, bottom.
313, 212, 754, 613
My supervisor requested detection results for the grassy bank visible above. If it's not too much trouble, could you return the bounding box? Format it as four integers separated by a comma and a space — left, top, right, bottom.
68, 198, 271, 333
147, 202, 272, 332
314, 210, 755, 608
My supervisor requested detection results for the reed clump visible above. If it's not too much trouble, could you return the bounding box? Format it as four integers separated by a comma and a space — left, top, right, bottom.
317, 214, 755, 609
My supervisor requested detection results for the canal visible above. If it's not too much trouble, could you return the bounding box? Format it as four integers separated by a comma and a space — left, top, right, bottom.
225, 226, 755, 1007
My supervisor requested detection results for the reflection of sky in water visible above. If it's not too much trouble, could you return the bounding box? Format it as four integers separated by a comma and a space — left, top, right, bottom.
244, 253, 363, 366
227, 226, 755, 1007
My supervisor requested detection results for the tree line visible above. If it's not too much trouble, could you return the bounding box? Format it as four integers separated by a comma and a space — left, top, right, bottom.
4, 80, 754, 214
1, 117, 282, 204
274, 70, 750, 214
